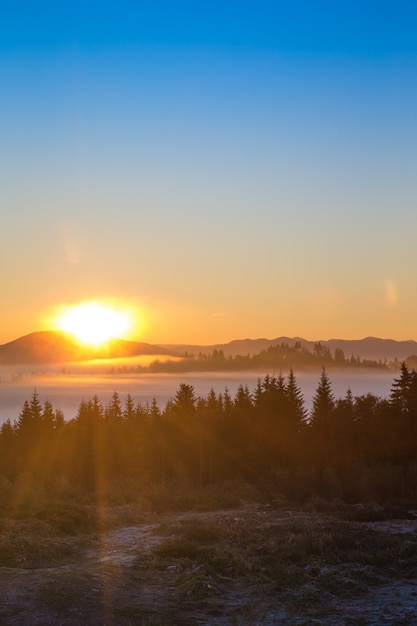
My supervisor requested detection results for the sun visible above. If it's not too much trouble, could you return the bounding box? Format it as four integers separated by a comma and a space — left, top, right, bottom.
56, 302, 132, 346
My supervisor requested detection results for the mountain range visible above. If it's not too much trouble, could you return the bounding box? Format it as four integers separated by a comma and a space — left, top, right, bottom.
0, 331, 416, 366
162, 336, 417, 363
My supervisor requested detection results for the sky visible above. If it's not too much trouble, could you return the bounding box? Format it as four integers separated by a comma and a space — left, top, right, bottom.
1, 1, 417, 345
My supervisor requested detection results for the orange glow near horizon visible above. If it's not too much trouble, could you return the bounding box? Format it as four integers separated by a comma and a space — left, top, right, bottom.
54, 301, 134, 346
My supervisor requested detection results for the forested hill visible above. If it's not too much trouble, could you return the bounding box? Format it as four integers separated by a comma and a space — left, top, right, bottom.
161, 336, 417, 363
147, 340, 392, 373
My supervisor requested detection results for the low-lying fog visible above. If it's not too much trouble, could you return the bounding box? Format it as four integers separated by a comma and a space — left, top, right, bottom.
0, 357, 397, 424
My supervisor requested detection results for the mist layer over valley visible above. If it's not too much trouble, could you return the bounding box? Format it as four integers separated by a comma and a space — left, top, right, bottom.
0, 361, 395, 424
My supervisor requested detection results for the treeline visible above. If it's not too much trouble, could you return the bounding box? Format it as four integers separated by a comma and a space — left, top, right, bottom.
108, 341, 387, 375
1, 364, 417, 504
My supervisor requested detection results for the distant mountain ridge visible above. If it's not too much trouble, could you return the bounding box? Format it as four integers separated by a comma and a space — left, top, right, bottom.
0, 331, 177, 365
1, 331, 416, 366
161, 336, 417, 363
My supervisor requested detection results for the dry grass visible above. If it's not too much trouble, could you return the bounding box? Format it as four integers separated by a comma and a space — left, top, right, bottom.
1, 493, 417, 624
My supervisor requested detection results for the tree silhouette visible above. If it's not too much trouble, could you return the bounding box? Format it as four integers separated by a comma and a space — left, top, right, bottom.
286, 369, 307, 428
172, 383, 196, 415
390, 362, 412, 414
311, 368, 335, 427
309, 368, 336, 466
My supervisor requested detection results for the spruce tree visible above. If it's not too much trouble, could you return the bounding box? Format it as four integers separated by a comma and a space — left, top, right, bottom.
310, 368, 335, 428
390, 362, 411, 414
286, 368, 307, 427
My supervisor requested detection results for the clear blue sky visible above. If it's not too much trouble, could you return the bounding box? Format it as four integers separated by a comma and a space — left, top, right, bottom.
1, 1, 416, 344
